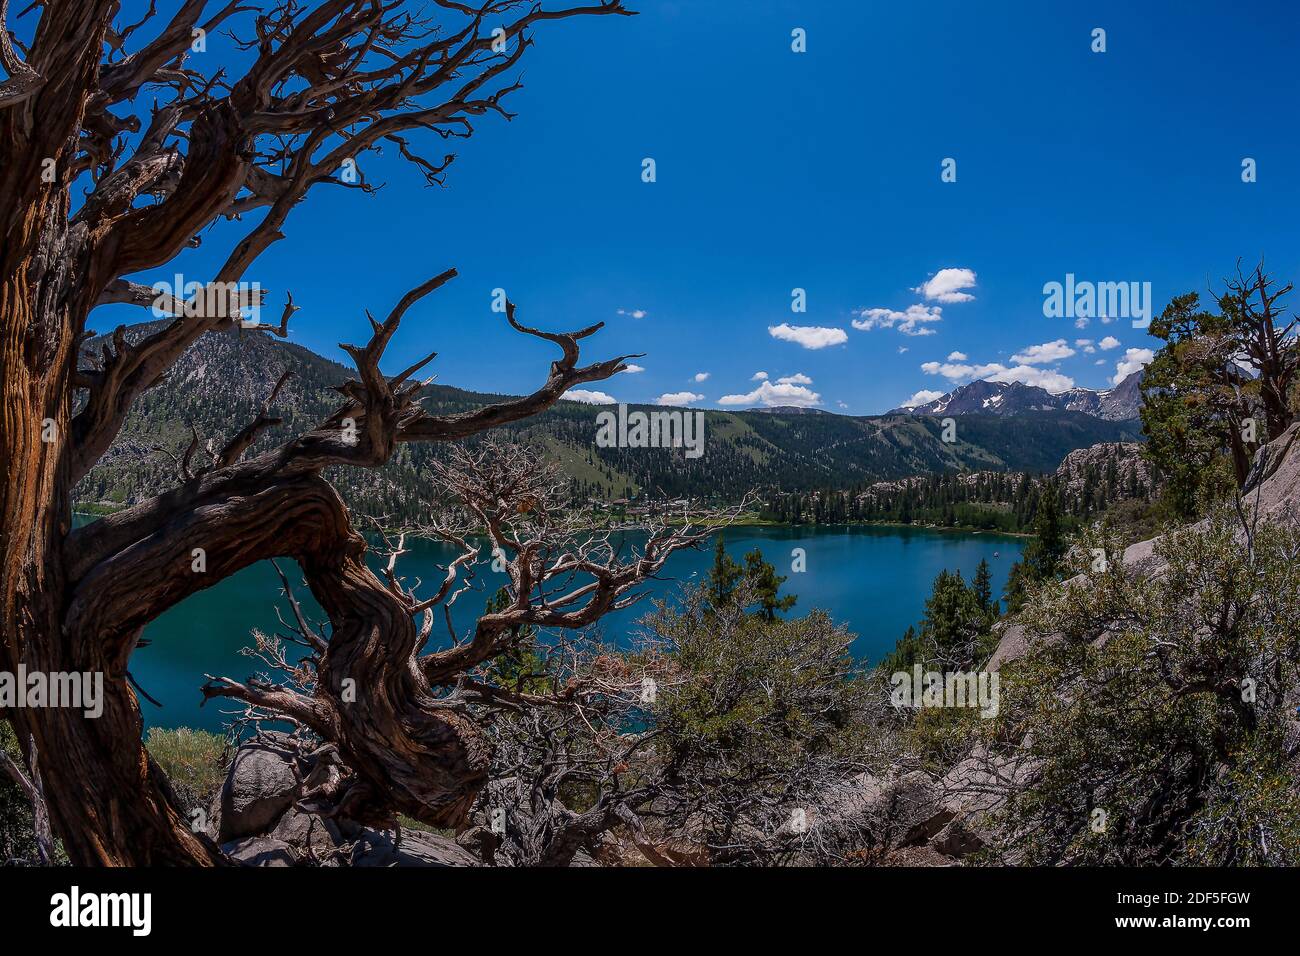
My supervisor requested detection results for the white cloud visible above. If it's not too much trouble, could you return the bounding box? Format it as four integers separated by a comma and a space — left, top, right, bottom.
657, 391, 704, 407
852, 304, 943, 336
836, 400, 849, 409
920, 359, 1075, 394
1111, 348, 1153, 386
563, 388, 616, 405
776, 372, 812, 385
920, 360, 976, 381
1011, 339, 1076, 365
898, 346, 909, 354
1098, 335, 1121, 351
1075, 338, 1096, 354
693, 371, 710, 382
751, 370, 769, 381
616, 308, 647, 319
1074, 316, 1090, 329
913, 267, 977, 303
984, 364, 1075, 393
900, 389, 945, 408
1095, 359, 1106, 365
622, 364, 645, 374
947, 351, 968, 362
718, 380, 822, 408
768, 323, 847, 349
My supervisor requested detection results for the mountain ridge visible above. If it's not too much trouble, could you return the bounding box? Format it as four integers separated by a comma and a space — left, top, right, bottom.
893, 370, 1144, 421
75, 322, 1143, 521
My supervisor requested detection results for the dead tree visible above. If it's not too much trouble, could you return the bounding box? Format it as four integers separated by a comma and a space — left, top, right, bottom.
211, 440, 719, 864
0, 734, 55, 864
0, 0, 635, 865
1218, 263, 1299, 443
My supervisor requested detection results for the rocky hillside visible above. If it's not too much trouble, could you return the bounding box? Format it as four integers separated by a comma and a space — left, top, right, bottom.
1054, 441, 1151, 496
76, 322, 1141, 522
843, 423, 1300, 867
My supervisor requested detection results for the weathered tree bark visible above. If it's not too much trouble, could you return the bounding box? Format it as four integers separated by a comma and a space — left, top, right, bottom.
1, 269, 225, 863
0, 0, 211, 863
0, 0, 637, 864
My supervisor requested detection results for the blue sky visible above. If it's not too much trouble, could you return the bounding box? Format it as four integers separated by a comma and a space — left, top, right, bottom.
101, 0, 1300, 413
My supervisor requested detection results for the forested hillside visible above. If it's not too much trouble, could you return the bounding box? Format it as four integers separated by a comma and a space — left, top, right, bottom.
76, 322, 1141, 522
762, 442, 1153, 532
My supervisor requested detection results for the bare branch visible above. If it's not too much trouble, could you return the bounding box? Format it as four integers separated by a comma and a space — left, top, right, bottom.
0, 0, 44, 109
0, 736, 54, 863
214, 368, 293, 467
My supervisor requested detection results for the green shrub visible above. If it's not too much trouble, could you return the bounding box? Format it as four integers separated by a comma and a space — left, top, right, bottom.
0, 721, 36, 863
145, 726, 230, 816
993, 507, 1300, 864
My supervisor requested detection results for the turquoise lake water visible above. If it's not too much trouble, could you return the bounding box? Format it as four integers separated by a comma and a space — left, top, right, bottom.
118, 523, 1024, 732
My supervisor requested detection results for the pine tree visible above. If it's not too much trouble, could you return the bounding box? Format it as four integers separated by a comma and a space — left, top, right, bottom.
973, 558, 995, 616
883, 569, 987, 671
1029, 482, 1066, 581
743, 548, 798, 620
881, 625, 920, 673
706, 534, 744, 608
706, 538, 796, 620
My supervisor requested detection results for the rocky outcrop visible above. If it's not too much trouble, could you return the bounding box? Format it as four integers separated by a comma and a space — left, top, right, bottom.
351, 829, 478, 867
987, 620, 1031, 673
221, 836, 298, 867
213, 730, 478, 867
1054, 441, 1151, 496
218, 732, 303, 842
1241, 422, 1300, 517
813, 743, 1041, 865
992, 423, 1300, 674
934, 747, 1038, 857
269, 808, 344, 860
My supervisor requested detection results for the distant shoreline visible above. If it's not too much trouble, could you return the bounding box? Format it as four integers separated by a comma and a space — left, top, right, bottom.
74, 506, 1034, 542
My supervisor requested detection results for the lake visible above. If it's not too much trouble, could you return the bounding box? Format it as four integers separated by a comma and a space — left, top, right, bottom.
123, 523, 1024, 732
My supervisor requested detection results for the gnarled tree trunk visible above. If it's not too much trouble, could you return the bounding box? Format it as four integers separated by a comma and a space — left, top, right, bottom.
1, 0, 636, 865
